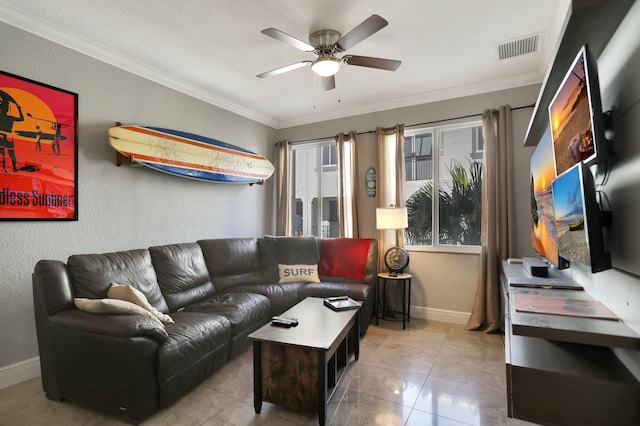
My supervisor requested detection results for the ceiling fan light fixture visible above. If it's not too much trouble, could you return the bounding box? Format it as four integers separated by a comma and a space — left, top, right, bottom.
311, 58, 341, 77
259, 15, 399, 90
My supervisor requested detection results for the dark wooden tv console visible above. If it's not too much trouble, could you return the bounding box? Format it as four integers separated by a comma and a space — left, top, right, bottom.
514, 1, 639, 423
501, 261, 640, 425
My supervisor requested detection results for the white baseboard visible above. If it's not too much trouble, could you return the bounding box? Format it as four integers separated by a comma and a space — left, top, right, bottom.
0, 308, 468, 390
0, 357, 40, 390
410, 305, 471, 325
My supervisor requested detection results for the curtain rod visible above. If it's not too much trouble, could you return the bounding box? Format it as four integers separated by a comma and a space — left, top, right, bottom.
284, 103, 535, 145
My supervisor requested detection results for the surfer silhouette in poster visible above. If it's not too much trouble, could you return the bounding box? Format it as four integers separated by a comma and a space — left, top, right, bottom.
0, 89, 24, 173
0, 71, 77, 220
0, 90, 69, 172
52, 122, 62, 155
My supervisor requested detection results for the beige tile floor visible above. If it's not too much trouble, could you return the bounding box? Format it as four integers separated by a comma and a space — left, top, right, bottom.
0, 319, 539, 425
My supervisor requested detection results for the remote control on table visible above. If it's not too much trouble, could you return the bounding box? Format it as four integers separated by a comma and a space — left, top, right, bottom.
271, 319, 294, 327
271, 316, 298, 326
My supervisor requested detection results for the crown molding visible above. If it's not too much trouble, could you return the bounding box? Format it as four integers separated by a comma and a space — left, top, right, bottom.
0, 3, 544, 131
0, 4, 279, 128
275, 71, 543, 129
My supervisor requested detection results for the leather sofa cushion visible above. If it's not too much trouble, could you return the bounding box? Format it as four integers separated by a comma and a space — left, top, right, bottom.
158, 311, 231, 383
298, 281, 371, 301
258, 235, 320, 282
184, 292, 270, 338
149, 243, 216, 312
67, 249, 169, 314
221, 284, 301, 316
275, 283, 306, 314
219, 283, 304, 317
198, 238, 266, 291
217, 283, 283, 300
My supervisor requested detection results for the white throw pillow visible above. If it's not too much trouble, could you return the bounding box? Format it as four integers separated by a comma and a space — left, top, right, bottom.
278, 264, 321, 283
108, 283, 174, 324
74, 298, 164, 326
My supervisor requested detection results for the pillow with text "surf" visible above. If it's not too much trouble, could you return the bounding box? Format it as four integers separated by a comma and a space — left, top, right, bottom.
278, 264, 321, 283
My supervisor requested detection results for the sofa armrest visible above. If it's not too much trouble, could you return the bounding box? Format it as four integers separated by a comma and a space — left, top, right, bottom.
45, 312, 161, 423
50, 309, 168, 341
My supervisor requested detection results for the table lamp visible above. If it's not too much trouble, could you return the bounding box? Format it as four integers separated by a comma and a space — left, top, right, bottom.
376, 206, 409, 276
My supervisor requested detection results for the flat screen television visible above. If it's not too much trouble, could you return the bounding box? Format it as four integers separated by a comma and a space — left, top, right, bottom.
530, 126, 568, 269
552, 162, 610, 273
548, 44, 607, 177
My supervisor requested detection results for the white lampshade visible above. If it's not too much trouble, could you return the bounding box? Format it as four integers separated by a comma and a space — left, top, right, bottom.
311, 59, 341, 77
376, 207, 408, 230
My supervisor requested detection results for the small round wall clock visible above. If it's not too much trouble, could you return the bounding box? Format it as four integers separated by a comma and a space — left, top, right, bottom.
384, 247, 409, 276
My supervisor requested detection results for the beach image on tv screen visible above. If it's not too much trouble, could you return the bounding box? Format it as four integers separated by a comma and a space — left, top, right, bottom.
530, 127, 560, 265
549, 48, 596, 176
552, 165, 590, 266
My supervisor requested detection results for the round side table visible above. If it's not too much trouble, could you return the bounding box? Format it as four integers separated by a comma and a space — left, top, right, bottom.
376, 272, 412, 329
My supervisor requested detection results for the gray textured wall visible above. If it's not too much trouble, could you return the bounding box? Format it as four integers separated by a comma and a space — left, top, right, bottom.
0, 22, 276, 369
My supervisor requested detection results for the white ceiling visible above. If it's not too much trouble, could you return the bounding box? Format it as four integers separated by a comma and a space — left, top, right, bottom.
0, 0, 570, 129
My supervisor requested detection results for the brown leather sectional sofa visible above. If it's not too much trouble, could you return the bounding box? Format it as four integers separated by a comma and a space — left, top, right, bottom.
32, 236, 377, 424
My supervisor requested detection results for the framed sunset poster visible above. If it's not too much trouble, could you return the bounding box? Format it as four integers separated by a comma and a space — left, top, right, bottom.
0, 70, 78, 220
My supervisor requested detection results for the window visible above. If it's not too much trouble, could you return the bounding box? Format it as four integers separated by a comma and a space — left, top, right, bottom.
322, 144, 337, 171
291, 141, 339, 238
405, 132, 433, 181
294, 199, 303, 236
405, 122, 483, 248
470, 126, 484, 160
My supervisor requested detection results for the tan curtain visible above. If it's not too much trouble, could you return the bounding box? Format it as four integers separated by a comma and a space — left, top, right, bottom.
376, 124, 406, 272
336, 131, 359, 238
467, 106, 515, 332
275, 140, 292, 236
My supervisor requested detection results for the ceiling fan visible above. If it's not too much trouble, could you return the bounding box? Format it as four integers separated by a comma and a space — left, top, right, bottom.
257, 14, 401, 90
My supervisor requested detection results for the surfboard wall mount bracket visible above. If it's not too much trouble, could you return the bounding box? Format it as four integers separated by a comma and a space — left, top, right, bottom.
113, 122, 133, 166
116, 151, 133, 166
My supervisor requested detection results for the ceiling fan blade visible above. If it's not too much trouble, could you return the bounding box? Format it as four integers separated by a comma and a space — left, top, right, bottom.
261, 28, 315, 52
257, 61, 312, 78
336, 14, 388, 51
344, 55, 401, 71
320, 75, 336, 91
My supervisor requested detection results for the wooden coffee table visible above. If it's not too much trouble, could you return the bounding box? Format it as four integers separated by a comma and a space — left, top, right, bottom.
248, 297, 360, 425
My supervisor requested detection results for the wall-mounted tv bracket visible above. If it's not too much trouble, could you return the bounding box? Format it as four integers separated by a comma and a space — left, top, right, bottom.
596, 190, 613, 228
603, 110, 615, 141
594, 110, 614, 185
